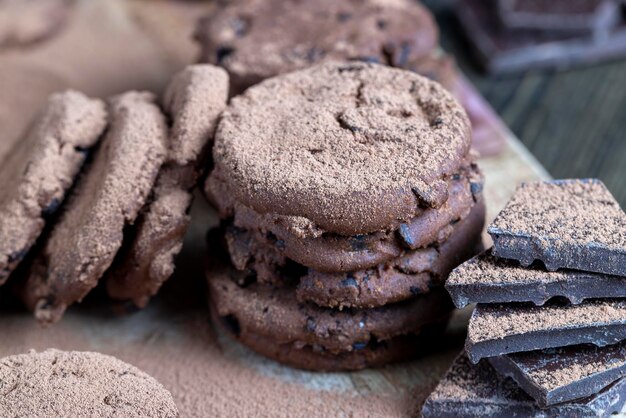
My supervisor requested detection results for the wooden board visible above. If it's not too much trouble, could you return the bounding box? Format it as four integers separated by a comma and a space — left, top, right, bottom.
2, 1, 610, 417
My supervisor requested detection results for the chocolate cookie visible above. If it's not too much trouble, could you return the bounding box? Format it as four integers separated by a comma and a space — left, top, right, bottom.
488, 179, 626, 276
0, 0, 72, 48
106, 65, 229, 308
207, 258, 453, 353
296, 200, 485, 309
213, 306, 446, 371
0, 91, 106, 284
22, 92, 168, 324
219, 162, 483, 273
195, 0, 438, 93
206, 61, 472, 238
0, 349, 178, 417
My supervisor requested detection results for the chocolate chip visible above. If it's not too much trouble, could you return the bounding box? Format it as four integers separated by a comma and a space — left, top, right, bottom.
73, 145, 90, 154
8, 248, 28, 264
470, 182, 483, 196
220, 314, 241, 337
265, 232, 285, 250
42, 197, 61, 217
410, 286, 422, 296
430, 117, 444, 128
398, 223, 415, 248
349, 234, 367, 251
377, 19, 387, 29
306, 316, 316, 332
337, 12, 352, 22
341, 276, 358, 287
352, 342, 368, 350
216, 46, 235, 64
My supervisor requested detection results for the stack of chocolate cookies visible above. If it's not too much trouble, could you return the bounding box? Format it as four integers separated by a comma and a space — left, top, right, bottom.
423, 179, 626, 416
204, 60, 486, 371
0, 64, 229, 323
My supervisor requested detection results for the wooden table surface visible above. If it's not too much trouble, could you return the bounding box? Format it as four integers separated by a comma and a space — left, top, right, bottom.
426, 1, 626, 208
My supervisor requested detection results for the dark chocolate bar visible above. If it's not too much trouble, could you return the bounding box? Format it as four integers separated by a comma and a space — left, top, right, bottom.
489, 342, 626, 407
497, 0, 621, 35
488, 179, 626, 277
456, 0, 626, 73
446, 249, 626, 308
466, 299, 626, 363
422, 352, 626, 418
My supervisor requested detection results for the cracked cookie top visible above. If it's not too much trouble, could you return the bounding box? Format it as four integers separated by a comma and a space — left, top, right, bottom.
195, 0, 437, 93
209, 61, 471, 235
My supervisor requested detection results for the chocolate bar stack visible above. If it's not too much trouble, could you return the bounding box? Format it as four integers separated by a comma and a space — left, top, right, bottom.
456, 0, 626, 73
423, 179, 626, 416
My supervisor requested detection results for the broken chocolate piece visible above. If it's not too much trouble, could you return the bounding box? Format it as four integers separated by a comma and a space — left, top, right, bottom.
488, 179, 626, 277
497, 0, 621, 35
446, 248, 626, 308
422, 352, 626, 418
489, 341, 626, 407
456, 0, 626, 73
466, 299, 626, 363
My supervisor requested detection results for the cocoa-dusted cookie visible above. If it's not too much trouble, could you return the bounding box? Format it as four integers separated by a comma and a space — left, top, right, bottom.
207, 259, 453, 353
0, 349, 178, 417
489, 179, 626, 276
0, 91, 106, 284
220, 163, 483, 273
213, 306, 446, 371
206, 61, 472, 238
195, 0, 438, 93
0, 0, 73, 48
106, 65, 229, 308
22, 92, 168, 324
297, 201, 485, 309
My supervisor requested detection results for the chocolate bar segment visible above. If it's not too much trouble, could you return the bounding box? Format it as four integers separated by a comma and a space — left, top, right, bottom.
456, 0, 626, 73
446, 249, 626, 308
466, 299, 626, 363
488, 179, 626, 277
497, 0, 621, 35
422, 353, 626, 418
489, 342, 626, 407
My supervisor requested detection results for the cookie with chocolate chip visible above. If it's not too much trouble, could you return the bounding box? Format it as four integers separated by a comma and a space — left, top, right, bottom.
22, 91, 168, 324
213, 306, 447, 371
296, 201, 485, 309
220, 163, 483, 274
206, 61, 472, 246
105, 65, 229, 308
0, 91, 106, 284
195, 0, 438, 93
207, 255, 453, 354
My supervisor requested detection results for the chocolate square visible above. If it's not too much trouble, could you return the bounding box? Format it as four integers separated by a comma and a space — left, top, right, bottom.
422, 352, 626, 418
446, 249, 626, 308
466, 299, 626, 363
488, 179, 626, 277
489, 342, 626, 407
